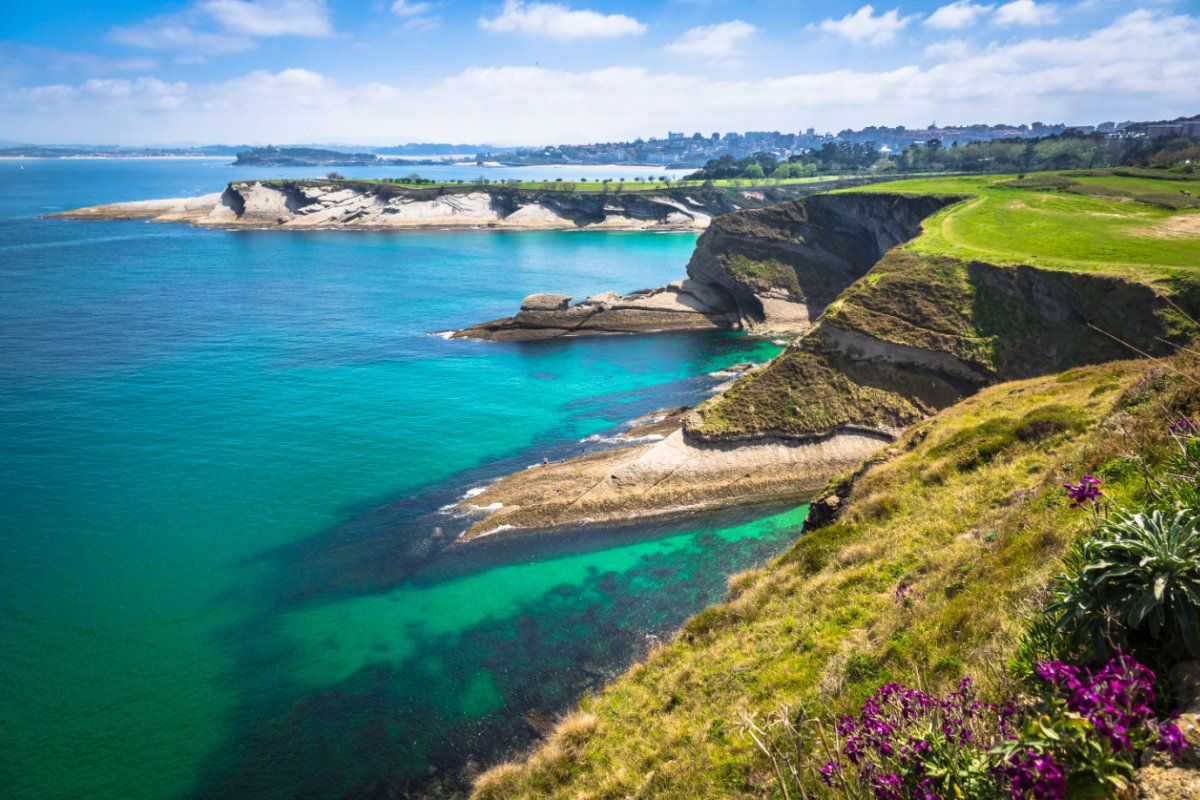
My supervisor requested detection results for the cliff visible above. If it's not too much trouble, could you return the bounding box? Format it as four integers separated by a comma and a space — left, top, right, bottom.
453, 192, 960, 341
685, 247, 1198, 443
683, 192, 965, 333
50, 178, 862, 232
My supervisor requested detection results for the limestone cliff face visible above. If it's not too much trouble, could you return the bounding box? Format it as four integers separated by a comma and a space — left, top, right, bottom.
453, 192, 964, 342
684, 193, 964, 333
53, 179, 855, 232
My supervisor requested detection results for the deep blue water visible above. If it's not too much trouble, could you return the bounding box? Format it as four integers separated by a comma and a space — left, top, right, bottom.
0, 158, 803, 799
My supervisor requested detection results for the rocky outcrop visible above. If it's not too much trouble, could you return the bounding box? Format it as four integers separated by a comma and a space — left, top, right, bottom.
453, 281, 741, 341
50, 179, 859, 232
454, 412, 889, 539
683, 193, 965, 333
1135, 662, 1200, 799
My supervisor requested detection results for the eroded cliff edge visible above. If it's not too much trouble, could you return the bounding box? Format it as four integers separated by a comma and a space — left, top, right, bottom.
455, 192, 1200, 538
455, 193, 963, 341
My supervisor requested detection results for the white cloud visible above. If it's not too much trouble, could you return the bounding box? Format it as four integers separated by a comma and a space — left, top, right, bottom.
108, 0, 331, 55
665, 21, 756, 56
479, 0, 646, 40
401, 15, 441, 32
925, 1, 994, 30
924, 38, 971, 58
391, 0, 432, 16
995, 0, 1059, 26
199, 0, 332, 37
9, 10, 1198, 144
817, 5, 912, 45
108, 17, 255, 53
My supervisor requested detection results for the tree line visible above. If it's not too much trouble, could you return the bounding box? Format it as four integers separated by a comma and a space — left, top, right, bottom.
687, 130, 1200, 181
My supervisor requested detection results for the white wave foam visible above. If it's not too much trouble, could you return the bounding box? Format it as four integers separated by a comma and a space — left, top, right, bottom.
431, 330, 456, 340
580, 432, 665, 445
473, 524, 515, 539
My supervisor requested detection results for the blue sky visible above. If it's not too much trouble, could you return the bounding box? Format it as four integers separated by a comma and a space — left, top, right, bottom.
1, 0, 1197, 144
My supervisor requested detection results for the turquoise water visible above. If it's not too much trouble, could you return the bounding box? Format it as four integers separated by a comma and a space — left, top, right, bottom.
0, 159, 804, 799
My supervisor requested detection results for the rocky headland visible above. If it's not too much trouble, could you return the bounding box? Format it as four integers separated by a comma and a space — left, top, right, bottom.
50, 178, 864, 232
452, 193, 964, 340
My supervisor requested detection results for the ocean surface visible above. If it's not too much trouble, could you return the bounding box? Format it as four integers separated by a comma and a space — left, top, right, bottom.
0, 158, 806, 799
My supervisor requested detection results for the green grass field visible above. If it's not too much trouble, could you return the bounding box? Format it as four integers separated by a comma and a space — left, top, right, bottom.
842, 172, 1200, 276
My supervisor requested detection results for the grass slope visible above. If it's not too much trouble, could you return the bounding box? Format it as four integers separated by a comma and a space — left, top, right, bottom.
840, 172, 1200, 277
475, 356, 1198, 799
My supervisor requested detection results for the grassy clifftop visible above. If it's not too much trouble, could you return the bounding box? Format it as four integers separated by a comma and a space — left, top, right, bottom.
476, 354, 1199, 799
840, 172, 1200, 278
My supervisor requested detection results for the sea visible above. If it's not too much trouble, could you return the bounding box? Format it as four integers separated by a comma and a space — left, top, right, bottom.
0, 157, 808, 799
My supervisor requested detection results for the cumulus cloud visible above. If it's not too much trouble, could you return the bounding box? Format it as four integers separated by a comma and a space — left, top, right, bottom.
817, 5, 913, 45
479, 0, 646, 40
10, 10, 1197, 144
925, 1, 994, 30
109, 17, 254, 53
995, 0, 1059, 26
109, 0, 331, 55
665, 21, 756, 57
200, 0, 332, 37
924, 37, 971, 58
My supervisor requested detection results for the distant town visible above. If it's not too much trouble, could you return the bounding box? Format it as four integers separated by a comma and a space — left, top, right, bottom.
3, 116, 1197, 167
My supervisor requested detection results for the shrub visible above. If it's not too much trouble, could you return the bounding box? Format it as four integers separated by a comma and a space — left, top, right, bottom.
1049, 509, 1200, 658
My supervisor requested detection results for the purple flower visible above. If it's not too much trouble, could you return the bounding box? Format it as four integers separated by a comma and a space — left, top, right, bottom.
1157, 720, 1188, 754
1063, 475, 1102, 509
1003, 750, 1066, 800
1169, 417, 1199, 436
1034, 653, 1180, 755
819, 760, 841, 787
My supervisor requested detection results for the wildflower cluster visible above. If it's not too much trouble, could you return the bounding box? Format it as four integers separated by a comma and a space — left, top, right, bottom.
820, 679, 1012, 800
994, 653, 1187, 799
1034, 654, 1185, 755
814, 655, 1186, 800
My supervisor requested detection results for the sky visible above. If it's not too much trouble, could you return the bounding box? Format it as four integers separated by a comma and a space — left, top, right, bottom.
0, 0, 1197, 145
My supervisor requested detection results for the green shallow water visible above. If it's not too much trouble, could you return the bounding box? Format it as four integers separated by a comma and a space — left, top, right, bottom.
0, 159, 808, 799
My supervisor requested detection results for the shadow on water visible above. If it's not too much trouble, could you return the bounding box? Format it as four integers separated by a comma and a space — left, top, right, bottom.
242, 367, 736, 613
190, 502, 806, 800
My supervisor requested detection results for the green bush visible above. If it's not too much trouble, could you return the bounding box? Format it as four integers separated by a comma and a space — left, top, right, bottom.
1050, 509, 1200, 658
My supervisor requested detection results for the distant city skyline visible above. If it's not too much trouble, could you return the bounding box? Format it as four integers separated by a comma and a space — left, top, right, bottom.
1, 1, 1198, 144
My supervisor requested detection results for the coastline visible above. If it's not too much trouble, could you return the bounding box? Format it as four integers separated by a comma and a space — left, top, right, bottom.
448, 402, 891, 541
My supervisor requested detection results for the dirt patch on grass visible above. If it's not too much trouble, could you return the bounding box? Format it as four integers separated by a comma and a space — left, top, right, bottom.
1136, 213, 1200, 240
